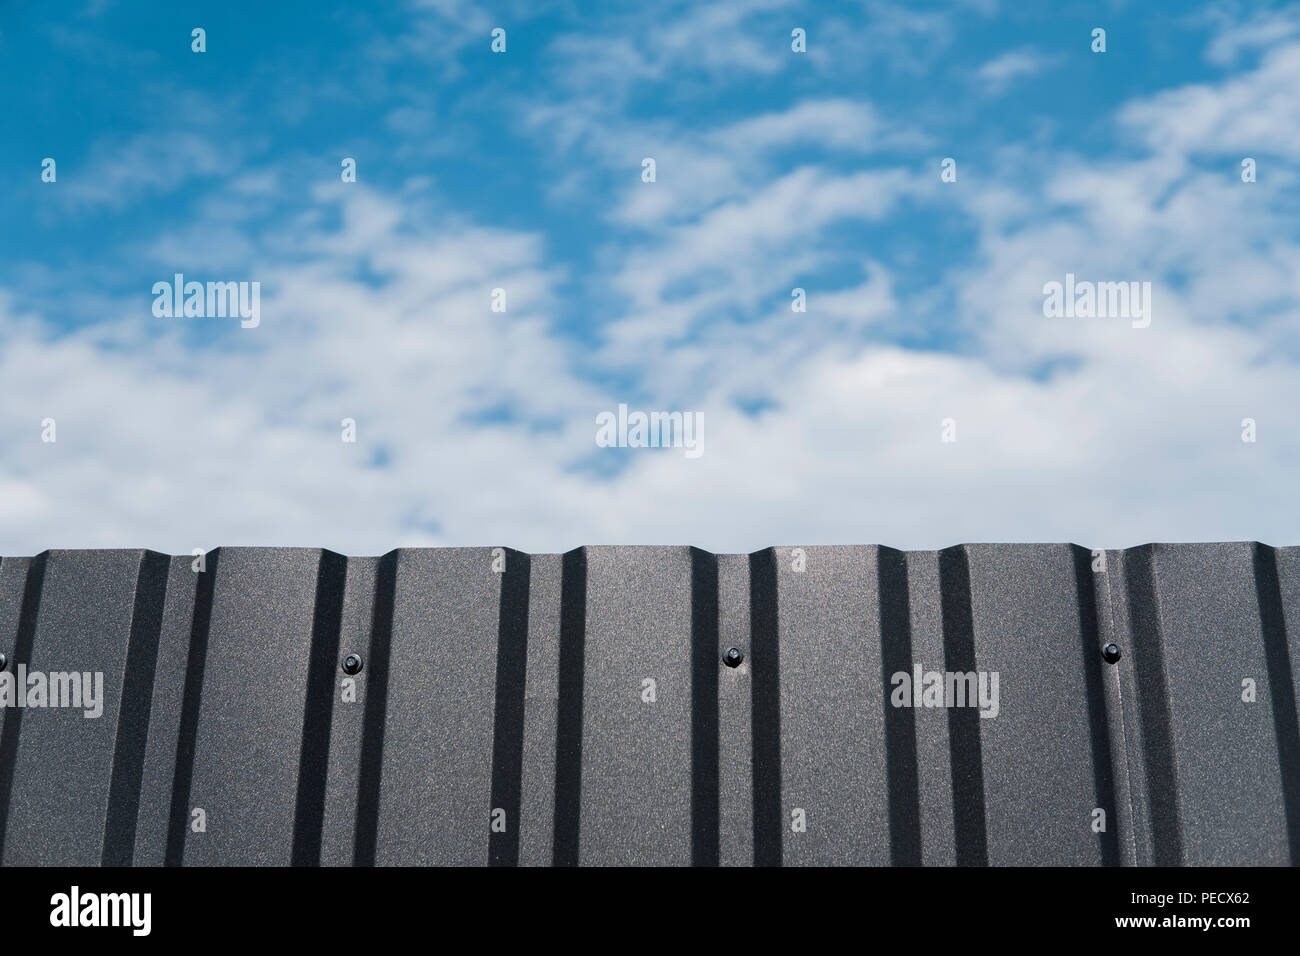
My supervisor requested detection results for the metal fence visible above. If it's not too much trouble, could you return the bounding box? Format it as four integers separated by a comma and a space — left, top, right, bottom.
0, 543, 1295, 866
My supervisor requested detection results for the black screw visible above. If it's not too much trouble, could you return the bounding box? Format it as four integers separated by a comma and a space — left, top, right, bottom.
724, 647, 744, 668
0, 652, 6, 671
342, 653, 363, 675
1102, 643, 1122, 664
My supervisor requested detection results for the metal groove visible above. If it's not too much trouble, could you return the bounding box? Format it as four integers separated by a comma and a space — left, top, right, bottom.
1071, 545, 1120, 867
353, 550, 396, 867
938, 545, 988, 867
689, 547, 720, 867
879, 546, 921, 866
1122, 544, 1184, 866
164, 549, 218, 866
102, 550, 171, 866
551, 547, 586, 866
0, 553, 48, 861
748, 547, 782, 867
1252, 543, 1300, 864
487, 550, 531, 867
291, 550, 348, 866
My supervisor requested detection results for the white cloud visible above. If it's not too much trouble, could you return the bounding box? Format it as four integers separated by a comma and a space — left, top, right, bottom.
58, 131, 230, 211
1204, 3, 1300, 65
545, 0, 789, 103
975, 49, 1055, 94
716, 98, 931, 155
1120, 38, 1300, 156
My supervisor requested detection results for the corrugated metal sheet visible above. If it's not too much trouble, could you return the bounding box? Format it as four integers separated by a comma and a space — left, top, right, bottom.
0, 544, 1295, 866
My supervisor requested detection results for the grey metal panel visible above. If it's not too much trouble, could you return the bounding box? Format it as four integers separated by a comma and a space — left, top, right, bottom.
182, 548, 326, 866
965, 544, 1111, 865
1149, 543, 1292, 865
0, 543, 1295, 866
775, 546, 891, 865
0, 556, 39, 864
0, 550, 151, 865
372, 548, 501, 866
576, 546, 694, 866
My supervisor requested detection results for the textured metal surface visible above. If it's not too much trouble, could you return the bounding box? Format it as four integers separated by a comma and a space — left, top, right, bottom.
0, 544, 1295, 866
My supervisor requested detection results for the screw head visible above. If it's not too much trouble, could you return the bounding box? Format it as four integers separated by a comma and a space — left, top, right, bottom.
1102, 643, 1122, 664
724, 647, 744, 668
0, 652, 6, 671
342, 653, 363, 675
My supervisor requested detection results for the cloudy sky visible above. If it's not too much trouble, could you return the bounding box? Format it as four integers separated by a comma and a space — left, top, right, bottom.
1, 0, 1297, 555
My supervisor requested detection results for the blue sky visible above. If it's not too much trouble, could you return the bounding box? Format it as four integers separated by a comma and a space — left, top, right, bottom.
1, 0, 1298, 553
